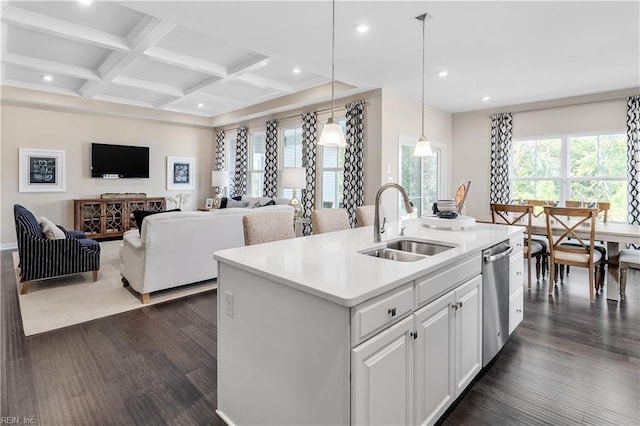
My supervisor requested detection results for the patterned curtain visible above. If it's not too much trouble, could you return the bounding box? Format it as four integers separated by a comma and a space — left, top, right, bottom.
301, 112, 318, 236
489, 112, 513, 204
343, 100, 366, 228
215, 130, 225, 171
263, 119, 278, 198
627, 96, 640, 245
233, 126, 248, 196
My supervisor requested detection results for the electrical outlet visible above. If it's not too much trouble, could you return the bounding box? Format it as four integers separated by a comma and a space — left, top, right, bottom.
225, 291, 234, 318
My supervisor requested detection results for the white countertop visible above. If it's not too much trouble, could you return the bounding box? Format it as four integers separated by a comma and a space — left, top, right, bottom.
214, 218, 523, 307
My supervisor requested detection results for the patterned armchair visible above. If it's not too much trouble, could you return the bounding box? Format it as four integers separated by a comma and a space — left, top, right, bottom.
13, 204, 100, 294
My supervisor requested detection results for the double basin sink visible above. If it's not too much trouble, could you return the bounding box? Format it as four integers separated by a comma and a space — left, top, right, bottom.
363, 239, 455, 262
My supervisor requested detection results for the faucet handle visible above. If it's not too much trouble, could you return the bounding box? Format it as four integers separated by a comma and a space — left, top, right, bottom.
400, 226, 406, 236
380, 217, 387, 234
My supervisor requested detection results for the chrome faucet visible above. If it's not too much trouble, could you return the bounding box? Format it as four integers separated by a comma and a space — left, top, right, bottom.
374, 183, 414, 243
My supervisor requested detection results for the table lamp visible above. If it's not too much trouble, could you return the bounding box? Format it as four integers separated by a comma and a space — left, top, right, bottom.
281, 167, 306, 218
211, 170, 230, 209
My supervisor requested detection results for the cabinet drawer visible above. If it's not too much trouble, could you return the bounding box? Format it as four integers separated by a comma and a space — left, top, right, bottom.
509, 287, 524, 335
415, 254, 481, 308
509, 254, 524, 294
510, 235, 524, 256
351, 283, 413, 347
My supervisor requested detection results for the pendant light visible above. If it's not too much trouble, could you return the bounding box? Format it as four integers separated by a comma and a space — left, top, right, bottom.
413, 13, 434, 157
318, 0, 346, 147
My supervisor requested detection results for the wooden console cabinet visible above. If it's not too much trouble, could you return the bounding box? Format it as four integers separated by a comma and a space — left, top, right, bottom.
74, 196, 166, 240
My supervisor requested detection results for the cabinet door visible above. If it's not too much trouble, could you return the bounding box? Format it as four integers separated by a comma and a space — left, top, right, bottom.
414, 290, 455, 426
454, 275, 482, 396
509, 286, 524, 334
352, 316, 413, 426
509, 253, 524, 293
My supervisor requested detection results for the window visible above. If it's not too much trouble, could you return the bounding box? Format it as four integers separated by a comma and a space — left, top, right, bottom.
281, 126, 303, 199
399, 135, 446, 219
511, 132, 627, 221
319, 119, 346, 209
248, 131, 266, 197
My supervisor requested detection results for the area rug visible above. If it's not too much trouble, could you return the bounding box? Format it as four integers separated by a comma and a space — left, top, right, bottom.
13, 240, 216, 336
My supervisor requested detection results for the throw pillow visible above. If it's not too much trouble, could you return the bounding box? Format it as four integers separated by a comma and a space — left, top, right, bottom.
220, 196, 242, 209
133, 209, 181, 234
256, 199, 276, 208
39, 217, 66, 239
226, 199, 250, 208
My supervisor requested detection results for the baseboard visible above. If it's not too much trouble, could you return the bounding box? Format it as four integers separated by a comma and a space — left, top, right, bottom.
1, 242, 17, 251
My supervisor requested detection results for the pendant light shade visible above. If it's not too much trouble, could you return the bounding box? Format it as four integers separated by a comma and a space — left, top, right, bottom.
319, 0, 346, 147
413, 13, 434, 157
319, 119, 346, 147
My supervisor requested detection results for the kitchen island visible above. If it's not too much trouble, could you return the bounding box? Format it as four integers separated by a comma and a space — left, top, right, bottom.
214, 219, 523, 425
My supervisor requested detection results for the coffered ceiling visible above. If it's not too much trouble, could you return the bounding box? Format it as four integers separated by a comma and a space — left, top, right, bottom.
1, 1, 638, 120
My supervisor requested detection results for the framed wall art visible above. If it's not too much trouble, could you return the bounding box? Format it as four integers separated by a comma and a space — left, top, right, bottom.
19, 148, 66, 192
167, 156, 195, 190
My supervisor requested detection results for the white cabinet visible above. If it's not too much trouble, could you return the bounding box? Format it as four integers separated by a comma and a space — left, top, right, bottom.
414, 290, 455, 425
351, 316, 414, 425
453, 275, 483, 395
353, 274, 483, 426
509, 236, 524, 333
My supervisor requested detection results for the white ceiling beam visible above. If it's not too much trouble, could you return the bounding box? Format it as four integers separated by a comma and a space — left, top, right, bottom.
113, 75, 184, 97
1, 78, 80, 98
144, 46, 227, 77
92, 94, 155, 109
237, 74, 293, 93
79, 18, 175, 100
1, 6, 129, 51
2, 52, 99, 80
227, 53, 269, 77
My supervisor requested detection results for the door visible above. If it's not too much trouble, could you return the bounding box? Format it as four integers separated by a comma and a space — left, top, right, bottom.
414, 290, 455, 426
454, 275, 482, 395
352, 316, 413, 425
399, 135, 446, 219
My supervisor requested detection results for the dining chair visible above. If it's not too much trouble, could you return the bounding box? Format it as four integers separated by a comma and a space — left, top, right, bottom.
562, 201, 609, 287
311, 209, 351, 234
619, 249, 640, 300
490, 203, 544, 288
355, 205, 385, 227
242, 210, 295, 246
543, 206, 603, 303
525, 199, 557, 217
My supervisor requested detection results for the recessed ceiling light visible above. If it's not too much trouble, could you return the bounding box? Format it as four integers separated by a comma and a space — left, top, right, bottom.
292, 67, 301, 74
437, 71, 448, 78
77, 0, 93, 5
356, 24, 369, 33
197, 103, 204, 108
42, 75, 53, 82
482, 96, 491, 101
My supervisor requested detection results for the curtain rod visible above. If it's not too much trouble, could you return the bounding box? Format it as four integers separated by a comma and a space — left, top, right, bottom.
218, 105, 344, 134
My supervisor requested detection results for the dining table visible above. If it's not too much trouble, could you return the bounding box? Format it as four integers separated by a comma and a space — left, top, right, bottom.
527, 218, 640, 301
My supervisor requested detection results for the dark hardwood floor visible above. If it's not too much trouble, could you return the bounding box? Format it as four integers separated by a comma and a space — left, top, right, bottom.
2, 249, 638, 425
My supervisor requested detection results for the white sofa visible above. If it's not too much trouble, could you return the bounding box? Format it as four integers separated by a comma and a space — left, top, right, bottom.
120, 203, 293, 303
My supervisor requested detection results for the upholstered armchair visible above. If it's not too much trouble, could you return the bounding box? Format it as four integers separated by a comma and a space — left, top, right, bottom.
13, 204, 100, 294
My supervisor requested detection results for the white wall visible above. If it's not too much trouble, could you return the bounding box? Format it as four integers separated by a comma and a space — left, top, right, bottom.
1, 97, 214, 247
452, 95, 631, 220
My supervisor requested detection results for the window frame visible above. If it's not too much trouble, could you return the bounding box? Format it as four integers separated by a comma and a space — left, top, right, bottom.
248, 127, 267, 197
510, 130, 627, 221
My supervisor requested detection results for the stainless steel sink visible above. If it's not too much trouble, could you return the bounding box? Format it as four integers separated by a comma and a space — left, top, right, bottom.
364, 248, 426, 262
386, 239, 454, 256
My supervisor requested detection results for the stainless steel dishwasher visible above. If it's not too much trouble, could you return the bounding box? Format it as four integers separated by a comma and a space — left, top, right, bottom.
482, 240, 513, 366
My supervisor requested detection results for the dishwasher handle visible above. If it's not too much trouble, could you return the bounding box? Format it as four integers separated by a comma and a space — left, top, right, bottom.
484, 246, 513, 263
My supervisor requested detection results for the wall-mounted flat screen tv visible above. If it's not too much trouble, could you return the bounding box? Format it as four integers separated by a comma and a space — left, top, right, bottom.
91, 143, 149, 178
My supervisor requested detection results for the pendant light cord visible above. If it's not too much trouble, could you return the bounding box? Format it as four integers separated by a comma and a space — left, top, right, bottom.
331, 0, 336, 122
420, 14, 425, 138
